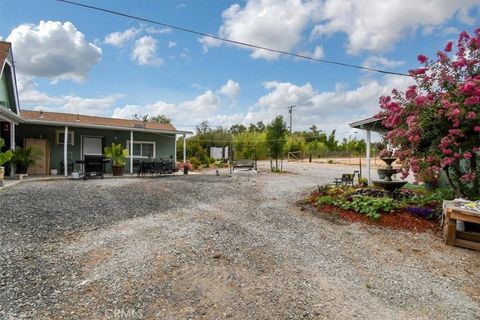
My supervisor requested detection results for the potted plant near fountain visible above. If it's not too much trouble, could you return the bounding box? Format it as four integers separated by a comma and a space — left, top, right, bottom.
11, 146, 42, 175
104, 142, 128, 176
0, 138, 14, 185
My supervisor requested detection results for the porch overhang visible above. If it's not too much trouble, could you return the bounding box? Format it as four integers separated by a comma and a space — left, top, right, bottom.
24, 118, 191, 135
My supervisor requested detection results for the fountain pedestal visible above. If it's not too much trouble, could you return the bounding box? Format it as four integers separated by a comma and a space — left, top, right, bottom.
372, 157, 407, 198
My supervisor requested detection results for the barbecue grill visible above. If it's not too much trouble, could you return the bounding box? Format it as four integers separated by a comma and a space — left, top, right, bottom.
76, 155, 110, 179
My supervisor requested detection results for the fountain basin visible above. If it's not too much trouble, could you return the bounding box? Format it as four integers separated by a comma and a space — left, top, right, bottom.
372, 180, 407, 198
377, 168, 399, 181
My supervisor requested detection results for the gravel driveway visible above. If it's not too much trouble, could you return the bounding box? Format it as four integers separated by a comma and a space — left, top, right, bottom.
1, 161, 479, 319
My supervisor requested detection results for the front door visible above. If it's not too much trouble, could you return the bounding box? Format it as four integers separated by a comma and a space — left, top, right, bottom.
25, 139, 49, 175
82, 136, 103, 157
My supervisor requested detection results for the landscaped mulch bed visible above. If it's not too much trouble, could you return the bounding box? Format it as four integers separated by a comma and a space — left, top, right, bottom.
306, 192, 441, 234
317, 204, 440, 233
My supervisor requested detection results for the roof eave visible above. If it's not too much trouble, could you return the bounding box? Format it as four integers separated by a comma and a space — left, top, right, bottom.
24, 119, 192, 135
0, 106, 24, 124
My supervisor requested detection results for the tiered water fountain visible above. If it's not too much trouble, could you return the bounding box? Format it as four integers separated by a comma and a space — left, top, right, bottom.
372, 155, 407, 198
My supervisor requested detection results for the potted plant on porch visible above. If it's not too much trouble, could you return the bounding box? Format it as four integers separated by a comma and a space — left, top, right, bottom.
11, 146, 42, 175
0, 138, 14, 184
104, 142, 128, 176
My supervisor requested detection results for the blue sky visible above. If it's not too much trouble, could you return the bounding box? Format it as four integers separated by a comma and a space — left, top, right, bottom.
1, 0, 479, 138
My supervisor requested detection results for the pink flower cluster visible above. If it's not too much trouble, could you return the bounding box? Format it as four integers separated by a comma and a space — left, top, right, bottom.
377, 28, 480, 192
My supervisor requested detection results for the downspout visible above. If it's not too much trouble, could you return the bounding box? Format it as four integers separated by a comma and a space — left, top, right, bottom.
64, 126, 68, 177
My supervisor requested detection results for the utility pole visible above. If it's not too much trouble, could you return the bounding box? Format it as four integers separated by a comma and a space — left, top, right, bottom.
288, 105, 296, 134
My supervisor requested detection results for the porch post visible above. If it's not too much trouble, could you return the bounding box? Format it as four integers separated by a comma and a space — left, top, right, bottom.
10, 122, 15, 178
366, 129, 371, 184
174, 134, 177, 164
182, 133, 186, 163
130, 130, 134, 174
64, 126, 68, 177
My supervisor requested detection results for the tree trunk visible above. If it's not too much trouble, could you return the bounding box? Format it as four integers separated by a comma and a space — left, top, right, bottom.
444, 167, 463, 198
471, 155, 479, 197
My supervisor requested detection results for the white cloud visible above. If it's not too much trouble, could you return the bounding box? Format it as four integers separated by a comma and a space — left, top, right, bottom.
219, 79, 241, 98
106, 74, 416, 137
176, 3, 186, 9
244, 75, 415, 137
131, 36, 163, 66
168, 41, 177, 48
18, 76, 122, 116
6, 20, 102, 82
112, 90, 221, 126
200, 0, 319, 60
104, 27, 140, 47
201, 0, 479, 58
146, 27, 171, 34
362, 56, 406, 69
311, 46, 324, 59
313, 0, 479, 54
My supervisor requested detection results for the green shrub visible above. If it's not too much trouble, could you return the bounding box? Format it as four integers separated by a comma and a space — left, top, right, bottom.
189, 157, 201, 169
316, 195, 337, 206
327, 159, 334, 164
339, 196, 397, 219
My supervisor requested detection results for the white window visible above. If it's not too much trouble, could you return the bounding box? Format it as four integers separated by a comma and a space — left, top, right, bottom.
56, 130, 74, 145
126, 140, 155, 158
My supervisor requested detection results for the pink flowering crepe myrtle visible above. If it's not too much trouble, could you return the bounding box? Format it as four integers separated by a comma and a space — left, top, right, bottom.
376, 28, 480, 198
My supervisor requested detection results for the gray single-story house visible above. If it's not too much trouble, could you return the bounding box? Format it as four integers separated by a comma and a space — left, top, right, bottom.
18, 111, 190, 176
0, 40, 190, 177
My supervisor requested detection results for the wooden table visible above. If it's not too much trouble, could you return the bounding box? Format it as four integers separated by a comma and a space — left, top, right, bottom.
443, 201, 480, 251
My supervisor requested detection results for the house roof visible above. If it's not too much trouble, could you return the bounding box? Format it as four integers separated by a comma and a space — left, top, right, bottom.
349, 116, 387, 132
0, 42, 11, 75
21, 110, 191, 134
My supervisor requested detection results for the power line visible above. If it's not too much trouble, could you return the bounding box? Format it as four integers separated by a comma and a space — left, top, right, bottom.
57, 0, 410, 77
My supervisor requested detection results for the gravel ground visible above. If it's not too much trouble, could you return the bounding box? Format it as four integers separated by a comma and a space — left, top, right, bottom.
0, 161, 479, 319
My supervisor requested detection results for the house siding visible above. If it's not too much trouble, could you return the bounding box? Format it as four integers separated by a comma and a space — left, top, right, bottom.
0, 65, 17, 113
16, 123, 176, 174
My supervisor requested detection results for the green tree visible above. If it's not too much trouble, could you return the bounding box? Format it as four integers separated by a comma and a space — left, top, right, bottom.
266, 116, 288, 171
149, 114, 171, 124
229, 124, 247, 135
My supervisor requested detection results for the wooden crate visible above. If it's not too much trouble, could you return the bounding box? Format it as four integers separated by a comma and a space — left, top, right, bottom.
443, 202, 480, 251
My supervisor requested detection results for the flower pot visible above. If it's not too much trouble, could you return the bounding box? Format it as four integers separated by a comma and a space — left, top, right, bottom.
16, 164, 27, 174
112, 165, 124, 176
0, 166, 4, 180
50, 169, 58, 176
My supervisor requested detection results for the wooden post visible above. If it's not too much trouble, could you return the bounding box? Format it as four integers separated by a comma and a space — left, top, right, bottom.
64, 126, 68, 177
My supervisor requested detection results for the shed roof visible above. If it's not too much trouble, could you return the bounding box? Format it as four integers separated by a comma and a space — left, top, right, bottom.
21, 110, 191, 134
349, 117, 387, 132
